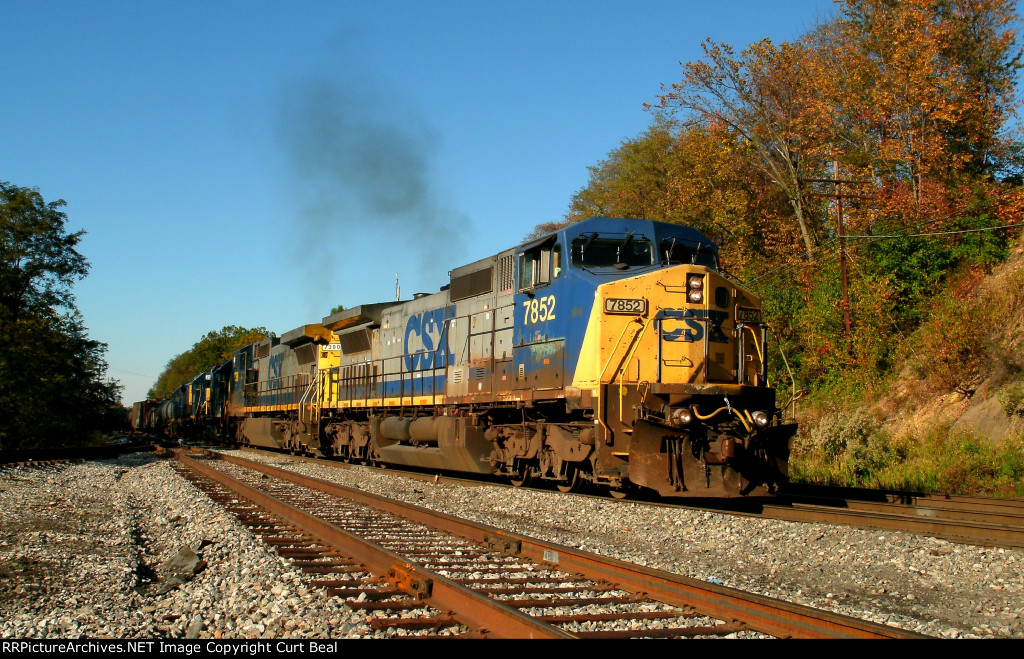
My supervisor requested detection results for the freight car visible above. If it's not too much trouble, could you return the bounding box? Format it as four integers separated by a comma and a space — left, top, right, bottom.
143, 217, 796, 498
129, 398, 162, 431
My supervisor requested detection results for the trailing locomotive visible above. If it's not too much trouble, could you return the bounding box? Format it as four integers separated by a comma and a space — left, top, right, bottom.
137, 217, 796, 498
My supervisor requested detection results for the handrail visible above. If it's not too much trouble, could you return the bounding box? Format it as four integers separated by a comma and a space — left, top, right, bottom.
616, 318, 655, 425
739, 323, 769, 387
595, 317, 645, 445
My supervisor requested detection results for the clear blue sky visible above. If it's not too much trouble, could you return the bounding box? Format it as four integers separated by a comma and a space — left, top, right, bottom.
2, 0, 836, 405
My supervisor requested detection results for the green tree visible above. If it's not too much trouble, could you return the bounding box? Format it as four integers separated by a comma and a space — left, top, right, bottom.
0, 183, 88, 341
148, 325, 272, 398
0, 183, 121, 450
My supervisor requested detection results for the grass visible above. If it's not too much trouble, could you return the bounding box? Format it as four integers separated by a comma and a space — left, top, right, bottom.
790, 414, 1024, 498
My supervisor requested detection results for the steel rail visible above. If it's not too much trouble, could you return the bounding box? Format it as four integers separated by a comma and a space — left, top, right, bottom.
0, 441, 157, 467
174, 450, 572, 639
783, 484, 1024, 519
202, 449, 926, 639
818, 499, 1024, 526
235, 445, 1024, 549
234, 445, 1024, 549
754, 501, 1024, 549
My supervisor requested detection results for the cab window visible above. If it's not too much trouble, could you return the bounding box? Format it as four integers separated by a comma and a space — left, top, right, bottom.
571, 233, 653, 268
661, 239, 719, 270
518, 244, 557, 290
518, 252, 536, 289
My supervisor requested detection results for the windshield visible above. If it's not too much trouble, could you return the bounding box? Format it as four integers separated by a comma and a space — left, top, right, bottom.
571, 234, 653, 268
660, 239, 718, 270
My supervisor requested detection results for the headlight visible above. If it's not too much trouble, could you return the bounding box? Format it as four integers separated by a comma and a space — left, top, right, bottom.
670, 407, 693, 426
752, 411, 769, 427
687, 274, 704, 304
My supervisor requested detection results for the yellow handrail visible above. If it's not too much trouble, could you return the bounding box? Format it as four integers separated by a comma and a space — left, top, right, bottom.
595, 317, 645, 443
617, 318, 655, 424
741, 324, 768, 387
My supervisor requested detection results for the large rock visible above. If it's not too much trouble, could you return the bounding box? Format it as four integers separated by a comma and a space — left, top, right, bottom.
146, 544, 208, 595
163, 545, 207, 581
951, 395, 1021, 443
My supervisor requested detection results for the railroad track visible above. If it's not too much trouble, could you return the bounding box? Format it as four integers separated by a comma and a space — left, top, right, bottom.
0, 440, 157, 469
752, 486, 1024, 550
229, 445, 1024, 550
172, 448, 924, 639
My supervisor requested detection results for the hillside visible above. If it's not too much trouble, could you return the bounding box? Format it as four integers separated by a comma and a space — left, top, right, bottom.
791, 233, 1024, 496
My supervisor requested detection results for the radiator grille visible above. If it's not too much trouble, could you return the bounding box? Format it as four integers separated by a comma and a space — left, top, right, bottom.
450, 267, 493, 301
499, 254, 514, 293
338, 329, 371, 354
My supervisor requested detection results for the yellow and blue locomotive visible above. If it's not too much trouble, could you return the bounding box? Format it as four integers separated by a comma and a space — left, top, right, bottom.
146, 217, 794, 498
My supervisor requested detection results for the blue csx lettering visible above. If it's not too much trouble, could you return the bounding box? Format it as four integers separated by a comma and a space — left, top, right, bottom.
404, 307, 453, 371
268, 352, 284, 379
661, 309, 730, 344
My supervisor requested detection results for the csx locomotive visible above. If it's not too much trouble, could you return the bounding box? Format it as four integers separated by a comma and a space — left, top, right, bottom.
136, 217, 795, 498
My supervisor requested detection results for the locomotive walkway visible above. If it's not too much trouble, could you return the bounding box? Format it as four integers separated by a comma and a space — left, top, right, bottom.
173, 448, 924, 639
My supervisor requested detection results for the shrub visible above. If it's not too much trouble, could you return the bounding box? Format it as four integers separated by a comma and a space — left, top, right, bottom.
792, 418, 1024, 497
910, 267, 992, 395
794, 406, 896, 483
996, 380, 1024, 417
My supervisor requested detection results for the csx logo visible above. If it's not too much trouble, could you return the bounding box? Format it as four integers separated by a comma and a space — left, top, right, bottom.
661, 309, 729, 344
269, 352, 284, 379
404, 306, 454, 371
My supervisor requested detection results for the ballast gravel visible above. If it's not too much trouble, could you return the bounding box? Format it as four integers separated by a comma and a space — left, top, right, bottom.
0, 449, 1021, 639
0, 453, 371, 639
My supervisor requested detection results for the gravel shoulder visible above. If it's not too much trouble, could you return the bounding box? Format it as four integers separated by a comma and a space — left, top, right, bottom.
0, 454, 368, 639
0, 450, 1020, 639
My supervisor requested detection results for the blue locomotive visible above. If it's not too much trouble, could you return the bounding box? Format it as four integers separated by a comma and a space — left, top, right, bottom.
139, 217, 795, 497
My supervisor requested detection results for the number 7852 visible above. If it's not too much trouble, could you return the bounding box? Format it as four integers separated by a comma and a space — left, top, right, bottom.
522, 295, 556, 325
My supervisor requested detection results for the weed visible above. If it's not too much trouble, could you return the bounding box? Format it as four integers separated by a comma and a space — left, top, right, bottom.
792, 419, 1024, 497
996, 380, 1024, 416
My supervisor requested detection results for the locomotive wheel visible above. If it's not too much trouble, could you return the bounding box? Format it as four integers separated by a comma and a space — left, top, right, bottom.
608, 487, 629, 500
509, 462, 533, 488
556, 465, 583, 493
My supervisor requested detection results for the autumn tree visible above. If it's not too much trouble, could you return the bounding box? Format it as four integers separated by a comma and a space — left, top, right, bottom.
653, 38, 834, 260
816, 0, 1021, 226
538, 0, 1021, 396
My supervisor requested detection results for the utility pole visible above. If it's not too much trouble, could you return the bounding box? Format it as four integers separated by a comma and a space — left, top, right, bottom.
835, 161, 852, 355
803, 164, 870, 357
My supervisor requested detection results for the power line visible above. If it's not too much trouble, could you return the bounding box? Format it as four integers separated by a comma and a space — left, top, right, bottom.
845, 223, 1020, 240
740, 220, 1020, 288
740, 238, 842, 288
107, 367, 157, 379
